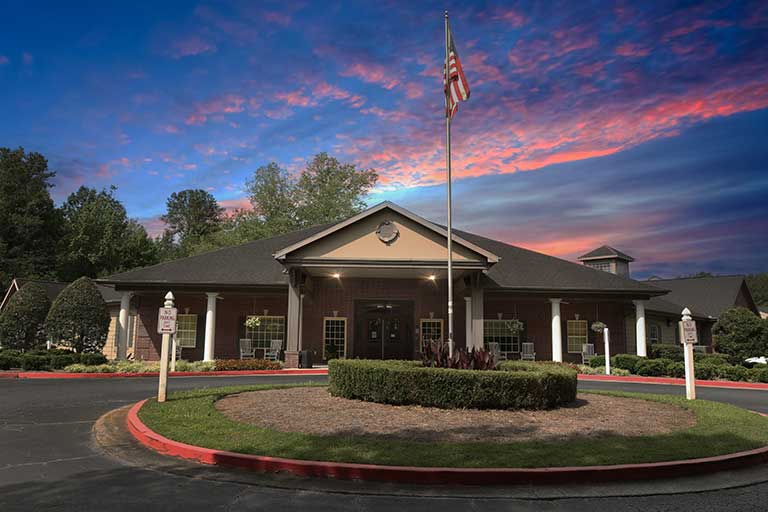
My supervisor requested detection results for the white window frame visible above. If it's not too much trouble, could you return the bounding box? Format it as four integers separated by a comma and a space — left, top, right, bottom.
567, 319, 588, 353
323, 317, 347, 360
649, 323, 660, 344
483, 319, 521, 360
246, 315, 285, 350
589, 261, 611, 272
419, 318, 444, 348
176, 314, 198, 348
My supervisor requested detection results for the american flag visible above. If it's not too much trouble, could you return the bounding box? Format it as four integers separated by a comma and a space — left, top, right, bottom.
444, 22, 470, 119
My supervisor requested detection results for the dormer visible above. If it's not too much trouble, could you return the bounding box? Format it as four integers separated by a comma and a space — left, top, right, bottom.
578, 245, 634, 277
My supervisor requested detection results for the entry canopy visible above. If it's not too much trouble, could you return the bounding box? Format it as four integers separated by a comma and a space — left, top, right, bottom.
273, 202, 500, 277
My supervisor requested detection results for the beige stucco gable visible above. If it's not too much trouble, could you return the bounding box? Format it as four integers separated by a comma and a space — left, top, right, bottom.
288, 209, 485, 263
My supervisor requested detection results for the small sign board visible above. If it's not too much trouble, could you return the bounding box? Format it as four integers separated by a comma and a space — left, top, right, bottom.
681, 320, 697, 345
157, 307, 178, 334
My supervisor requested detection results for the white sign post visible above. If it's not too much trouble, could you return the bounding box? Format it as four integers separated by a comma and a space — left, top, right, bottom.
156, 292, 177, 403
679, 307, 697, 400
603, 327, 611, 375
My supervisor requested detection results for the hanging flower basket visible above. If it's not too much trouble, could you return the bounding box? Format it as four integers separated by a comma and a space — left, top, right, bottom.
591, 321, 607, 333
245, 316, 261, 329
505, 319, 524, 336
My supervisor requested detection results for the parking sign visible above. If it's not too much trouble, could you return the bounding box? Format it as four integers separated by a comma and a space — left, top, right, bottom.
157, 307, 178, 334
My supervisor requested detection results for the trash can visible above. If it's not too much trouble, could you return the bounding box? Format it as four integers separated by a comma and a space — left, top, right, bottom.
299, 350, 313, 368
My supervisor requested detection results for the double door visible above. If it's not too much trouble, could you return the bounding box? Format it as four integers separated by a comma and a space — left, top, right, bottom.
355, 300, 414, 360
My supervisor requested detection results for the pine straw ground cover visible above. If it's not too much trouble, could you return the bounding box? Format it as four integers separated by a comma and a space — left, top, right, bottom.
137, 384, 768, 468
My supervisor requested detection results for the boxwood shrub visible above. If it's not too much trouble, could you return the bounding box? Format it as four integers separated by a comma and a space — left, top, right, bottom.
328, 359, 577, 410
213, 359, 282, 371
80, 353, 108, 366
649, 344, 683, 361
20, 354, 51, 371
635, 357, 674, 377
0, 354, 21, 370
611, 354, 643, 373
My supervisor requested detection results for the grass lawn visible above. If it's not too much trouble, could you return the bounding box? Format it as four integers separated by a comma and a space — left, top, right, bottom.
137, 384, 768, 468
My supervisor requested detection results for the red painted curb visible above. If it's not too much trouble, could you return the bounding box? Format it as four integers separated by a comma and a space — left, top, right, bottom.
17, 369, 329, 379
578, 374, 768, 390
127, 399, 768, 485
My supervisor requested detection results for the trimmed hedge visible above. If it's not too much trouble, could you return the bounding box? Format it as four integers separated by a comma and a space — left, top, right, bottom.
0, 354, 21, 370
328, 359, 577, 410
213, 359, 282, 371
80, 353, 108, 365
649, 344, 684, 361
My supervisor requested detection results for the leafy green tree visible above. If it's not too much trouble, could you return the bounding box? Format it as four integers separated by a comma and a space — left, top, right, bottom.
713, 307, 767, 363
45, 277, 110, 353
57, 186, 157, 280
294, 152, 378, 228
0, 148, 61, 287
0, 282, 51, 351
161, 189, 224, 246
245, 162, 299, 236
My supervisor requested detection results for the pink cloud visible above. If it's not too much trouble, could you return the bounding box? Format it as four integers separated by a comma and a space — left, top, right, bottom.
360, 107, 416, 123
264, 11, 291, 26
96, 157, 131, 178
341, 62, 400, 90
615, 42, 651, 57
161, 124, 180, 134
22, 52, 33, 65
168, 35, 217, 58
275, 89, 315, 107
219, 197, 253, 215
313, 81, 366, 107
185, 94, 246, 125
0, 55, 8, 65
405, 82, 424, 99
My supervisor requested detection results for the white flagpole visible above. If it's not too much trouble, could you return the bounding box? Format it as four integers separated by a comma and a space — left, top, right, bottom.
445, 10, 454, 359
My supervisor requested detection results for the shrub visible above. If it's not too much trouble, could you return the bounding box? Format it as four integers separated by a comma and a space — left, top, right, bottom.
587, 355, 605, 368
712, 307, 767, 364
80, 353, 108, 365
748, 366, 768, 383
62, 363, 115, 373
421, 340, 496, 370
716, 364, 749, 382
611, 354, 643, 373
0, 282, 52, 351
695, 364, 717, 380
635, 358, 674, 377
49, 353, 78, 369
45, 277, 110, 354
0, 354, 21, 370
213, 359, 282, 371
695, 353, 730, 366
329, 359, 577, 410
649, 344, 683, 361
20, 354, 50, 371
189, 361, 216, 372
665, 361, 686, 378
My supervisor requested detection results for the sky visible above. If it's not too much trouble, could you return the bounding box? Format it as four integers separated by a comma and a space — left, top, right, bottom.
1, 0, 767, 279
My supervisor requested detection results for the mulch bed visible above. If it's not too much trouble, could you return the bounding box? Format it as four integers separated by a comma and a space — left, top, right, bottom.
215, 387, 696, 444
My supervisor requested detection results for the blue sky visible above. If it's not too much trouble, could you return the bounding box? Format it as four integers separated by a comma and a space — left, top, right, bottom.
1, 0, 766, 278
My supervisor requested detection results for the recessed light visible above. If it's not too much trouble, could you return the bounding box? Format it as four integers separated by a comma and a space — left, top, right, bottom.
428, 275, 436, 281
331, 272, 341, 279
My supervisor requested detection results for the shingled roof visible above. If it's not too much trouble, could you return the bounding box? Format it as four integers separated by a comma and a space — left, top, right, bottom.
578, 245, 635, 262
100, 203, 666, 298
644, 275, 758, 319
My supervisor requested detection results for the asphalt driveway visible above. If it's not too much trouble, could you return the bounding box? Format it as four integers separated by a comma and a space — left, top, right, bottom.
1, 374, 766, 511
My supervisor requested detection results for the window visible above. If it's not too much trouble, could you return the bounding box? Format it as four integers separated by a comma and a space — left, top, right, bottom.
420, 318, 443, 349
323, 317, 347, 360
649, 324, 660, 344
127, 314, 136, 348
588, 261, 612, 272
176, 314, 198, 348
567, 320, 588, 353
483, 319, 521, 360
246, 315, 285, 350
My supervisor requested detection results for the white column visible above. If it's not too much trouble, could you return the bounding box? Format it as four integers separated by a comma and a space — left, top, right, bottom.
203, 293, 218, 362
471, 287, 484, 349
116, 292, 132, 360
550, 298, 563, 362
634, 300, 647, 357
464, 296, 473, 351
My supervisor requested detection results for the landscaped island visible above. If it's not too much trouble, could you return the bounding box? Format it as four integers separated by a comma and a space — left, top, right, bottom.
136, 359, 768, 469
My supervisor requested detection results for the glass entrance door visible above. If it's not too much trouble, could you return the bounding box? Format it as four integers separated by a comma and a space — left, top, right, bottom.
355, 300, 413, 359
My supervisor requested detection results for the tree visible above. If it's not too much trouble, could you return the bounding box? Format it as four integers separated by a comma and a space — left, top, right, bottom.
245, 162, 299, 236
0, 282, 51, 351
161, 189, 224, 246
746, 272, 768, 309
45, 277, 110, 353
294, 152, 378, 228
0, 147, 61, 287
712, 307, 767, 363
57, 186, 157, 280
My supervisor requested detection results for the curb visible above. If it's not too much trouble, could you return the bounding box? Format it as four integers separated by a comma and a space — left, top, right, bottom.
127, 399, 768, 485
13, 369, 329, 379
578, 374, 768, 390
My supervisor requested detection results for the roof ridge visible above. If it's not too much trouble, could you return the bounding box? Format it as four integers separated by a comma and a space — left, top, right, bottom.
646, 274, 745, 282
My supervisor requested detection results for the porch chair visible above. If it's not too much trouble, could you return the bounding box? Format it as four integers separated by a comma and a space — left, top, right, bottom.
521, 342, 536, 361
264, 339, 283, 361
239, 338, 255, 359
174, 343, 183, 361
581, 343, 596, 365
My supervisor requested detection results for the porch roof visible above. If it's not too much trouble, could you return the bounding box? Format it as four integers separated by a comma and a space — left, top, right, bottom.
99, 202, 666, 298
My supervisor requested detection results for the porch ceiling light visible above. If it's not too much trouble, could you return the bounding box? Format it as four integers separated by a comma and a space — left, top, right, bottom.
331, 272, 341, 279
427, 275, 436, 281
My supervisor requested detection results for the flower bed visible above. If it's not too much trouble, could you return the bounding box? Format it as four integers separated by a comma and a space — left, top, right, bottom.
328, 359, 577, 410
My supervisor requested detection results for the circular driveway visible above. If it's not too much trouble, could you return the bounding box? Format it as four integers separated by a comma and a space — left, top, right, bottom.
1, 374, 767, 511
